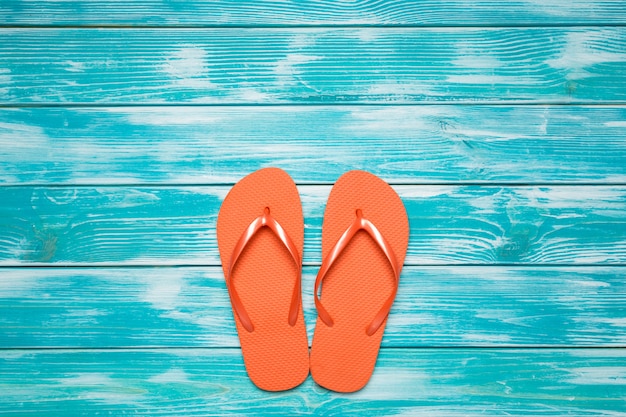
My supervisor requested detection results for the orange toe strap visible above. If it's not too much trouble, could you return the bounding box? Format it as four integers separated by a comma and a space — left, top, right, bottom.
314, 209, 401, 336
228, 207, 302, 333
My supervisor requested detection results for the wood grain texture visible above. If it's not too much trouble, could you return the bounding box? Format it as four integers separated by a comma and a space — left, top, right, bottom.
1, 348, 625, 416
2, 0, 625, 26
1, 266, 625, 348
1, 28, 625, 104
2, 0, 625, 414
1, 106, 626, 185
1, 185, 625, 266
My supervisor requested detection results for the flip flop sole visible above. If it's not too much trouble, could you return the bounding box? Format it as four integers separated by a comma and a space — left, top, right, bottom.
310, 170, 409, 393
217, 168, 309, 391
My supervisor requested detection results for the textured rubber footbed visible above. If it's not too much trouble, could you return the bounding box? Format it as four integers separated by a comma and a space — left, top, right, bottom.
310, 170, 409, 393
217, 168, 309, 391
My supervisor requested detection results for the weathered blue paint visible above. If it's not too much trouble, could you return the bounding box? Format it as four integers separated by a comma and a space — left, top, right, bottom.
1, 1, 625, 415
1, 348, 625, 416
0, 186, 625, 265
1, 266, 625, 348
2, 0, 626, 26
1, 28, 625, 104
1, 106, 625, 185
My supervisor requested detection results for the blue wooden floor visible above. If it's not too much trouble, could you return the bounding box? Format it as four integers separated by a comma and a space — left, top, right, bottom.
1, 1, 626, 415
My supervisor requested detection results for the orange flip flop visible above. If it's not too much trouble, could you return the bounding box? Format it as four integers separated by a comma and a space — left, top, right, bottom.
310, 170, 409, 392
217, 168, 309, 391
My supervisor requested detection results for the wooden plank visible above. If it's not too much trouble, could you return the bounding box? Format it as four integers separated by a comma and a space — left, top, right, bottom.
1, 28, 625, 104
2, 106, 626, 185
2, 0, 625, 27
1, 185, 625, 266
1, 266, 625, 348
1, 348, 624, 416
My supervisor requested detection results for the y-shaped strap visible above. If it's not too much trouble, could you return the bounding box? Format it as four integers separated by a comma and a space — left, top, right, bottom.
314, 209, 400, 336
227, 207, 302, 333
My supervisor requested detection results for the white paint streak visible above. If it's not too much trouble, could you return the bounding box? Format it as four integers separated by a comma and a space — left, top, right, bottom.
392, 409, 489, 417
443, 127, 521, 142
353, 28, 379, 42
0, 273, 39, 296
539, 107, 548, 135
0, 122, 50, 155
0, 69, 11, 97
351, 369, 432, 400
267, 31, 323, 93
581, 317, 626, 328
106, 107, 223, 126
396, 186, 454, 199
138, 270, 230, 341
605, 121, 626, 128
287, 33, 315, 49
390, 313, 443, 327
57, 373, 143, 405
161, 47, 214, 88
366, 81, 440, 99
465, 193, 501, 214
59, 373, 115, 386
475, 308, 522, 322
462, 333, 513, 343
148, 368, 191, 384
273, 53, 322, 90
56, 308, 108, 326
0, 351, 31, 360
546, 31, 626, 80
140, 270, 184, 311
65, 60, 85, 73
343, 107, 441, 135
521, 0, 606, 17
452, 54, 503, 70
446, 74, 539, 85
234, 88, 273, 102
566, 367, 626, 385
0, 68, 12, 95
99, 189, 161, 209
571, 280, 611, 288
514, 187, 626, 211
44, 188, 78, 205
447, 42, 541, 87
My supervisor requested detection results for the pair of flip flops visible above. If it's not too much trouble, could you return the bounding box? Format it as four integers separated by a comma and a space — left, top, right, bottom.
217, 168, 409, 392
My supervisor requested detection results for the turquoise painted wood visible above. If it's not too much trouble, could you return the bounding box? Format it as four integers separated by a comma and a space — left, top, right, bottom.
1, 1, 625, 415
1, 28, 626, 104
1, 349, 625, 416
1, 266, 625, 348
2, 0, 626, 26
1, 186, 625, 265
1, 106, 625, 185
